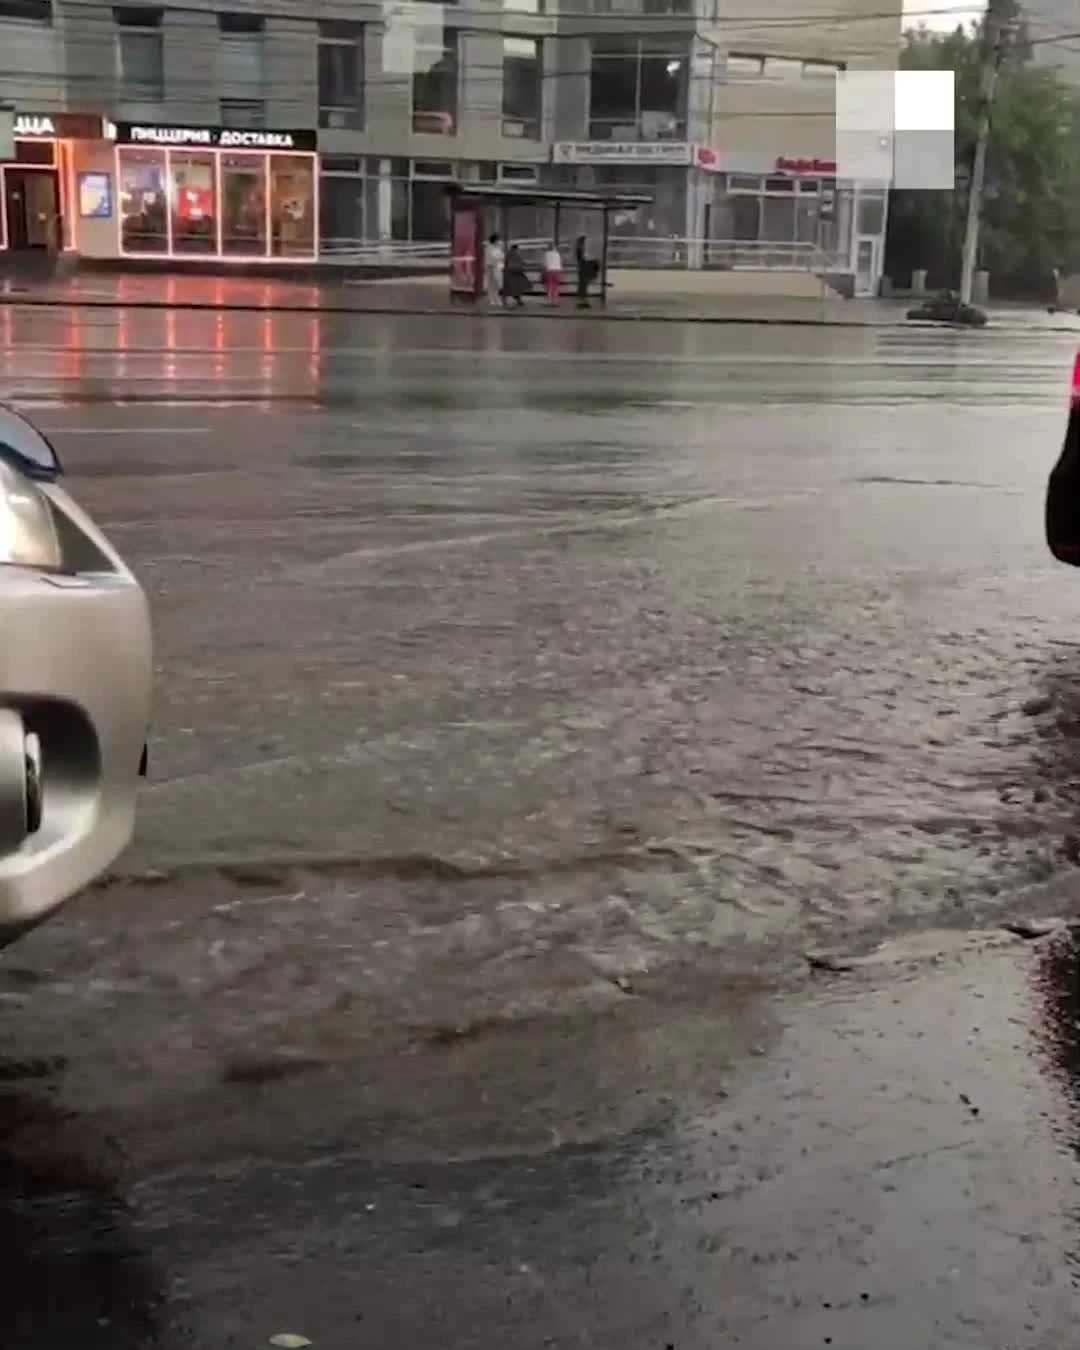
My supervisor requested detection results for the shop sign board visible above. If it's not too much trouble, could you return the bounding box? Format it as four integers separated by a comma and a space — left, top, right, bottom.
552, 141, 695, 166
14, 112, 108, 140
114, 123, 318, 152
774, 155, 837, 176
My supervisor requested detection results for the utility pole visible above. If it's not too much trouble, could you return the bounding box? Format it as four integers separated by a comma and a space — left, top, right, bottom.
959, 0, 1008, 305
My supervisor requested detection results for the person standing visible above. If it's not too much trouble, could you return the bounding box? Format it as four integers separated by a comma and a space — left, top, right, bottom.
503, 244, 528, 307
484, 232, 505, 306
574, 234, 594, 308
542, 240, 562, 305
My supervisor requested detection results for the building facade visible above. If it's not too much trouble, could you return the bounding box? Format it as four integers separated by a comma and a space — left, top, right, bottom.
0, 0, 902, 290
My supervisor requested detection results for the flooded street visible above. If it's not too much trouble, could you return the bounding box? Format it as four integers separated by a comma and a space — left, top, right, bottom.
5, 311, 1080, 1065
4, 305, 1080, 1345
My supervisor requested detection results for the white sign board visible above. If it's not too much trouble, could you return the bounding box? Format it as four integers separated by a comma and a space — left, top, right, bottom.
552, 142, 694, 166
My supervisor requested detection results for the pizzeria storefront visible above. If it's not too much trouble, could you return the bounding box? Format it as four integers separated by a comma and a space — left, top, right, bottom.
109, 124, 318, 262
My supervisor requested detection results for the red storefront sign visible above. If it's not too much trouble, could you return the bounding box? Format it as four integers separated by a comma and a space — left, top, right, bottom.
775, 156, 837, 176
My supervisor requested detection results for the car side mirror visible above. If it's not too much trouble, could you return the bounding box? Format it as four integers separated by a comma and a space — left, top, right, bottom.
0, 403, 61, 481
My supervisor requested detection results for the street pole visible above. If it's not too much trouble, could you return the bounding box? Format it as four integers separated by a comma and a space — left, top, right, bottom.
958, 0, 1006, 305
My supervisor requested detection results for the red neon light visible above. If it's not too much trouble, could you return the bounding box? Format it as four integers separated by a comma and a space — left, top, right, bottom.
1072, 352, 1080, 404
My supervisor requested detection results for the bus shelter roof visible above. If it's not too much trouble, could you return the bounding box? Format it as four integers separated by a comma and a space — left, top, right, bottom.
444, 183, 653, 209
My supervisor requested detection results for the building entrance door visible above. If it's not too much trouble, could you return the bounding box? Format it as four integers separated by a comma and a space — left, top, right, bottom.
4, 168, 60, 250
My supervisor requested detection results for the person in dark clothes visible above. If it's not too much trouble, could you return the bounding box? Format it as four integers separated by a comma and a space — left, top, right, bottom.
503, 244, 529, 307
575, 234, 592, 307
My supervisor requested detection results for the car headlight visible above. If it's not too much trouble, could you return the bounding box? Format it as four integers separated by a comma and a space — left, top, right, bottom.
0, 459, 61, 570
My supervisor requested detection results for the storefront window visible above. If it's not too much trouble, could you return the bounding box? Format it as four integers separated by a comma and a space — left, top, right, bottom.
170, 152, 216, 254
221, 153, 266, 256
119, 148, 168, 253
270, 154, 315, 257
320, 157, 364, 249
706, 173, 852, 266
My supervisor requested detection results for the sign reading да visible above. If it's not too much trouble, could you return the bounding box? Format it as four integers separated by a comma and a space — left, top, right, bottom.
114, 123, 318, 152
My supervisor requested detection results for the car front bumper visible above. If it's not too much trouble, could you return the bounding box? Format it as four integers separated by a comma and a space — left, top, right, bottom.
0, 559, 152, 940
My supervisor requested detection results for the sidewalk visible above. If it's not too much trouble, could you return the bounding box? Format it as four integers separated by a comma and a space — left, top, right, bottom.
2, 272, 1075, 331
0, 272, 908, 327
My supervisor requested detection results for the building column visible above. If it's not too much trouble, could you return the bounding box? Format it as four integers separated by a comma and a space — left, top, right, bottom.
377, 158, 392, 244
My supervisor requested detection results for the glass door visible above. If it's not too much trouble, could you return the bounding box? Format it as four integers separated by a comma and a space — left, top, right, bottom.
854, 235, 880, 297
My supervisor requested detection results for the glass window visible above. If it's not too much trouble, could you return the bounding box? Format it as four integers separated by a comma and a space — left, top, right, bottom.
318, 21, 363, 129
115, 7, 164, 102
504, 0, 541, 11
803, 58, 842, 78
761, 194, 795, 243
0, 0, 50, 20
219, 16, 265, 108
725, 53, 762, 78
221, 153, 267, 256
589, 39, 638, 139
639, 42, 686, 138
589, 35, 687, 141
270, 154, 315, 258
169, 152, 216, 254
221, 98, 265, 128
118, 148, 167, 253
412, 29, 458, 135
857, 192, 885, 235
796, 197, 819, 244
409, 179, 449, 242
502, 35, 541, 140
319, 172, 364, 249
763, 56, 802, 79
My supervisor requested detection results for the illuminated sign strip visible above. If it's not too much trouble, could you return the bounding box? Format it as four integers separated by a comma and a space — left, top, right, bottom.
115, 123, 318, 152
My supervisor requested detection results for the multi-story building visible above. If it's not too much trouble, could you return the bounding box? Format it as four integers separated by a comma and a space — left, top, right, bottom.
0, 0, 902, 291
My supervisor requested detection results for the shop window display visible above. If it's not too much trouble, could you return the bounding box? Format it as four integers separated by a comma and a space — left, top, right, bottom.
170, 153, 216, 254
119, 150, 168, 253
221, 153, 267, 256
269, 155, 315, 257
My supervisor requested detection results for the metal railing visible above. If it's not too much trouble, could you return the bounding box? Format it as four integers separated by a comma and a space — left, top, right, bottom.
604, 235, 847, 272
314, 236, 850, 273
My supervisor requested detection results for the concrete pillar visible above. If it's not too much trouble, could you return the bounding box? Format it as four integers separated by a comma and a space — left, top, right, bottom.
912, 267, 928, 294
377, 158, 392, 242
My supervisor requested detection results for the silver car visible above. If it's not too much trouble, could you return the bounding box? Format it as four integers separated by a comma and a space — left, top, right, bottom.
0, 405, 151, 945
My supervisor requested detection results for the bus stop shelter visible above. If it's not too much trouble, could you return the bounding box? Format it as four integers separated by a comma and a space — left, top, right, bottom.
444, 182, 652, 305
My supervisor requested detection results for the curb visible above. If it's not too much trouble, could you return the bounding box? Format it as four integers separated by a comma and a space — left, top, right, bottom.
0, 292, 904, 328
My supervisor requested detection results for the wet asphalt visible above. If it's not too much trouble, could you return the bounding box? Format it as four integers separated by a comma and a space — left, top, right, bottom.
3, 306, 1080, 1345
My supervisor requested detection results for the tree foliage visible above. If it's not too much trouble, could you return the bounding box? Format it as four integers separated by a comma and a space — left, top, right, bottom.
884, 17, 1080, 298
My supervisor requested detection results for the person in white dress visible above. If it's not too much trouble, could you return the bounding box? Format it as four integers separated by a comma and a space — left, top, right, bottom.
484, 233, 505, 305
542, 242, 562, 304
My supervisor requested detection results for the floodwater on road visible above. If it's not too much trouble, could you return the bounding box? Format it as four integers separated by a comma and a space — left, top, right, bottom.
2, 306, 1080, 1133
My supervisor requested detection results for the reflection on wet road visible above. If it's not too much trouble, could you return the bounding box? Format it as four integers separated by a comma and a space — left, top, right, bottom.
6, 309, 1080, 1344
0, 302, 1076, 406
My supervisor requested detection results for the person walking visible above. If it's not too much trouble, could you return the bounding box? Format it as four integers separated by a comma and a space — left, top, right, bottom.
542, 240, 562, 305
484, 232, 505, 306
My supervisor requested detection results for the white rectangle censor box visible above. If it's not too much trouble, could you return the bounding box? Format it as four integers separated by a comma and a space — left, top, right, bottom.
835, 70, 954, 189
